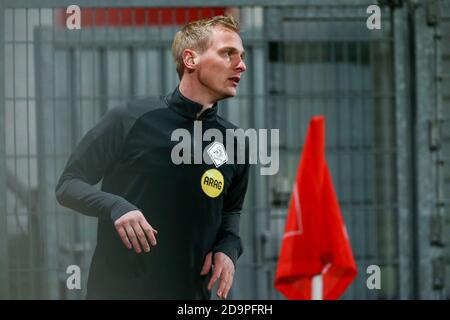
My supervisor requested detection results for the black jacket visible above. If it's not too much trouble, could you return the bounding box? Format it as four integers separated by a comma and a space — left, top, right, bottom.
55, 86, 250, 299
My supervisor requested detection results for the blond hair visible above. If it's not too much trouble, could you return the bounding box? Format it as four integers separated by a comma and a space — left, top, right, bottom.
172, 15, 241, 80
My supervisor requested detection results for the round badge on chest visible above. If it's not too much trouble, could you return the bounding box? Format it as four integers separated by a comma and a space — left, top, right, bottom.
201, 169, 224, 198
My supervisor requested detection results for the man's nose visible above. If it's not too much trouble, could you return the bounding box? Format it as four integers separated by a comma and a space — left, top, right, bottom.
236, 58, 246, 72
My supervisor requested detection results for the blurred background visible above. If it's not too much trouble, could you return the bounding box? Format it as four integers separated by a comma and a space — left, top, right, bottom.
0, 0, 449, 300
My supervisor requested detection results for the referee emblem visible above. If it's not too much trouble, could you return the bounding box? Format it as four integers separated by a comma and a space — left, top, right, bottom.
207, 141, 228, 168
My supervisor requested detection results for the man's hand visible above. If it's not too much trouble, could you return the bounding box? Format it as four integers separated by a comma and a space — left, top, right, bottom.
113, 210, 158, 253
200, 251, 235, 299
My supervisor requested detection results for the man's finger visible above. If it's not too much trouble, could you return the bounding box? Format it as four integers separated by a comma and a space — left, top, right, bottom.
140, 220, 157, 246
222, 272, 234, 299
217, 271, 231, 299
132, 222, 150, 252
207, 266, 222, 291
116, 226, 132, 249
200, 252, 212, 275
125, 224, 142, 253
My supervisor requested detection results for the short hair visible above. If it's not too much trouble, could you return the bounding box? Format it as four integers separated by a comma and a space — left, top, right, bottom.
171, 15, 241, 80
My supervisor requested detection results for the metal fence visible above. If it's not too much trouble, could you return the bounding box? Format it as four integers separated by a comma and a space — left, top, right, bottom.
0, 0, 448, 299
437, 0, 450, 300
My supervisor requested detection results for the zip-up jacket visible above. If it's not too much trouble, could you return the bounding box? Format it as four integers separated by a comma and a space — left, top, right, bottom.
55, 86, 250, 299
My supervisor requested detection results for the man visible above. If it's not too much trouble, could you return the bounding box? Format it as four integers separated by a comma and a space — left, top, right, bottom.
55, 15, 249, 299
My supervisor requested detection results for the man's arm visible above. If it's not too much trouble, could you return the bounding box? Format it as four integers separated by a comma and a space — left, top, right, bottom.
212, 161, 250, 265
202, 159, 250, 299
55, 105, 158, 253
55, 106, 138, 221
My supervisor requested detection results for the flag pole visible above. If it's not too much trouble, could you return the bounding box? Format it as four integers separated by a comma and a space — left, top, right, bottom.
312, 274, 323, 300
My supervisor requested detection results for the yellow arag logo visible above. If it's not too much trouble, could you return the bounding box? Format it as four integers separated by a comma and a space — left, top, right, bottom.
201, 169, 224, 198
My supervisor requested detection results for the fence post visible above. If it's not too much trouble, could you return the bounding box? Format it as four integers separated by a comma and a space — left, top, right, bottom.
393, 3, 414, 300
413, 0, 445, 300
0, 1, 10, 300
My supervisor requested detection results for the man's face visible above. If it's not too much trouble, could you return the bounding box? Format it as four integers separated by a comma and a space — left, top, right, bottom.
194, 26, 246, 101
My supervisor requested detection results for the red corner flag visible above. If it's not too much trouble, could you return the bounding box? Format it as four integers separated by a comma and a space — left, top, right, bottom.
274, 116, 357, 300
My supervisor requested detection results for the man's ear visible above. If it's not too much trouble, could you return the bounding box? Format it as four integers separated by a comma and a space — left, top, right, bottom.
182, 49, 198, 72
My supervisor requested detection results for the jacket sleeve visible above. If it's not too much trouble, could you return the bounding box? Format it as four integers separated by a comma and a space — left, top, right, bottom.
211, 160, 250, 267
55, 106, 139, 221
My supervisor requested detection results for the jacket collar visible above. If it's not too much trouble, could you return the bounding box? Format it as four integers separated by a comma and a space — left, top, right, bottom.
164, 85, 218, 121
